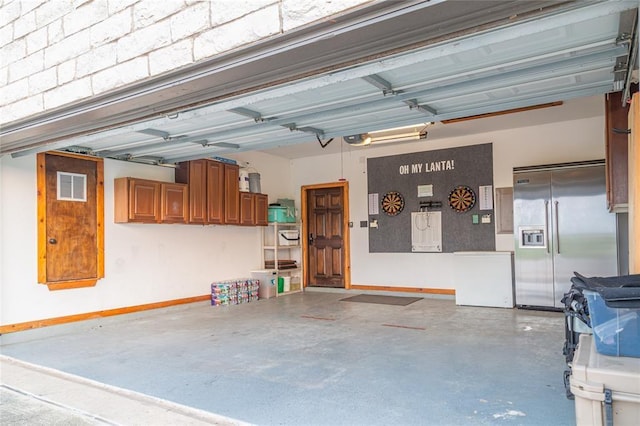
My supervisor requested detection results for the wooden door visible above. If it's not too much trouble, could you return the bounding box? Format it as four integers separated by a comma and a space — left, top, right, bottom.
38, 152, 104, 289
306, 186, 346, 287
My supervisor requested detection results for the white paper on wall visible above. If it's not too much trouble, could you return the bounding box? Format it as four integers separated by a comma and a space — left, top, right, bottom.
368, 193, 379, 215
411, 211, 442, 252
479, 185, 493, 210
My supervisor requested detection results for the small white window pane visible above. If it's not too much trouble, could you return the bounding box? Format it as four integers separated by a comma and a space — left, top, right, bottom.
57, 172, 87, 202
73, 175, 86, 200
59, 173, 73, 199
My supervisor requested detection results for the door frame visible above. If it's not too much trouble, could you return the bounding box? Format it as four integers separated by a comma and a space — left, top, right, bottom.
300, 181, 351, 289
37, 151, 105, 290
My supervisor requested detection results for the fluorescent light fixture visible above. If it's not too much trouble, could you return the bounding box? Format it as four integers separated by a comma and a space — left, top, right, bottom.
344, 122, 432, 146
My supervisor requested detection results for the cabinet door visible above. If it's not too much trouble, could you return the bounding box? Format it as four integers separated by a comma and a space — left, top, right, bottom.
224, 164, 240, 224
254, 193, 268, 226
239, 192, 255, 225
175, 160, 206, 223
161, 183, 188, 223
207, 160, 225, 224
128, 178, 160, 222
605, 91, 629, 211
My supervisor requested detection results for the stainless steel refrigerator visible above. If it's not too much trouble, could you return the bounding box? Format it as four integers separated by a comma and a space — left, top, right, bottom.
513, 161, 618, 309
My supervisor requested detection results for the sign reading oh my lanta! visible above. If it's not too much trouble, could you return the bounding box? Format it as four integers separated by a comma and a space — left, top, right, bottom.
367, 143, 494, 253
398, 160, 455, 175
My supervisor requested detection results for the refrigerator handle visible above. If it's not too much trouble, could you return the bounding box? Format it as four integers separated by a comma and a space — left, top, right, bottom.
544, 201, 550, 254
554, 201, 560, 254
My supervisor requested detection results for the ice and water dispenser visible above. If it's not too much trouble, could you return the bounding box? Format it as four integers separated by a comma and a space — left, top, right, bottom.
520, 227, 545, 248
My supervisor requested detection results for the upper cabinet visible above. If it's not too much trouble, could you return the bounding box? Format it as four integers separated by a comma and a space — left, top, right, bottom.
605, 91, 630, 212
224, 163, 240, 224
161, 182, 189, 223
115, 177, 187, 224
255, 193, 268, 226
239, 192, 255, 226
175, 159, 232, 224
206, 160, 225, 224
176, 159, 268, 226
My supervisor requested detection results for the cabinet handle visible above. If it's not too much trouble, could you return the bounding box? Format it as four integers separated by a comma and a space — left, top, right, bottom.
309, 233, 314, 245
48, 238, 57, 244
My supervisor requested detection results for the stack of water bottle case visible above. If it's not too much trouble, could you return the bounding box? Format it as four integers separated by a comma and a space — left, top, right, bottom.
211, 279, 260, 306
562, 272, 640, 425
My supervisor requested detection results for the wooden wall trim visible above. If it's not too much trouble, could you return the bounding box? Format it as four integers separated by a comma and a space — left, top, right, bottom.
0, 295, 211, 335
630, 93, 640, 273
36, 153, 47, 283
301, 181, 351, 289
350, 284, 455, 295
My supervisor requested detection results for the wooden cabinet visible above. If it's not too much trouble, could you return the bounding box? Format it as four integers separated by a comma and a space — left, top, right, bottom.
239, 192, 255, 226
206, 160, 224, 224
114, 177, 187, 223
161, 183, 188, 223
224, 163, 240, 224
115, 177, 160, 223
175, 159, 207, 223
239, 192, 268, 226
176, 159, 238, 224
605, 91, 630, 212
255, 193, 268, 226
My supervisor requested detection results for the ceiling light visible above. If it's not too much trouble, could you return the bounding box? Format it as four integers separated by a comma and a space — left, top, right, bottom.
344, 122, 432, 146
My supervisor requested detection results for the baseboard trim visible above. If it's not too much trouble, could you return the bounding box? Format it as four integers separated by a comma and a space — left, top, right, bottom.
350, 285, 455, 295
0, 295, 210, 335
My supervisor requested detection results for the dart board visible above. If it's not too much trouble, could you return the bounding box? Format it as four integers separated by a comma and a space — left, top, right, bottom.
448, 185, 476, 213
381, 191, 405, 216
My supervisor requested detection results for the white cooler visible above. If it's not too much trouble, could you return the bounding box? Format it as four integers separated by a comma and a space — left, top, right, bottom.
570, 334, 640, 425
251, 269, 277, 299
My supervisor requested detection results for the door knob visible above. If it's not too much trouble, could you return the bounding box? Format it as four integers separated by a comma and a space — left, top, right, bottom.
48, 238, 57, 244
309, 233, 314, 245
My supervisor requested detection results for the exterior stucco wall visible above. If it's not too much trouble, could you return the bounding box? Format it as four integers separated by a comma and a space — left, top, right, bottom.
0, 0, 371, 124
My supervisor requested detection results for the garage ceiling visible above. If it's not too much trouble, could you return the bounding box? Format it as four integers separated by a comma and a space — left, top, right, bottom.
2, 0, 637, 164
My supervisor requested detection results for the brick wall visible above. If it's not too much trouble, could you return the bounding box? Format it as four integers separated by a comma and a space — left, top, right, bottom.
0, 0, 370, 125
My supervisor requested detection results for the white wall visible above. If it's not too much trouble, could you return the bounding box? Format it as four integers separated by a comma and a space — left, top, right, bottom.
0, 155, 286, 325
290, 108, 607, 290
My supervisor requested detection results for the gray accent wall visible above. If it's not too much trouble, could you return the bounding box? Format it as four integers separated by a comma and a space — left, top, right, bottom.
367, 143, 495, 253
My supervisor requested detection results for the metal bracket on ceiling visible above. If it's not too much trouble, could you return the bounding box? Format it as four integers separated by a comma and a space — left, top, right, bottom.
206, 142, 241, 149
362, 74, 400, 96
405, 99, 437, 116
228, 107, 269, 123
281, 123, 325, 137
137, 128, 188, 141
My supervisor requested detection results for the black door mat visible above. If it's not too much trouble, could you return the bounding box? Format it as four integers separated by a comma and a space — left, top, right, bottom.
340, 294, 422, 306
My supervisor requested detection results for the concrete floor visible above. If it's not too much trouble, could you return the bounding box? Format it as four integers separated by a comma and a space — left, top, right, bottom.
0, 291, 575, 425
